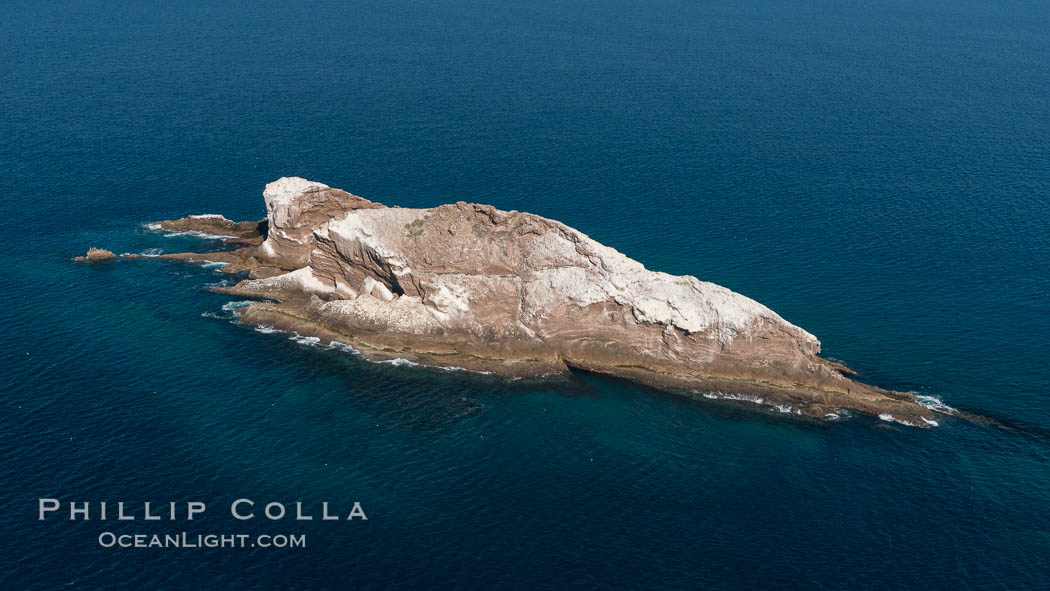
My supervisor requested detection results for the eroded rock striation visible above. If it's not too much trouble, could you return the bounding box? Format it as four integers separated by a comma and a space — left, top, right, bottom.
151, 177, 939, 425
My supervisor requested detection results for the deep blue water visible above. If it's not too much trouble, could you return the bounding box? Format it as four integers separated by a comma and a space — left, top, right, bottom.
3, 0, 1050, 588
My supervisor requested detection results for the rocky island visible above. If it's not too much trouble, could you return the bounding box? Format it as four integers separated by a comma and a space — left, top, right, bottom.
143, 177, 939, 426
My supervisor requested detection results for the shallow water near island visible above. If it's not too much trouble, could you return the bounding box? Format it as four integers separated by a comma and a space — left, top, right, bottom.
2, 0, 1050, 588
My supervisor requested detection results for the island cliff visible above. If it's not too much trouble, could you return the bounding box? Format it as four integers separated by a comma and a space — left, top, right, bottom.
152, 177, 939, 426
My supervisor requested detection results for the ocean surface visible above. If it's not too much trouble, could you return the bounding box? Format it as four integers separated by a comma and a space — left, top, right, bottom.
2, 0, 1049, 588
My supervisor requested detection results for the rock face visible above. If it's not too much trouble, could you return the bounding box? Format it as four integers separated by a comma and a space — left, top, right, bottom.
154, 177, 940, 425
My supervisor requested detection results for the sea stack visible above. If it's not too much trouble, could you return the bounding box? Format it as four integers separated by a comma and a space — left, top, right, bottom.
151, 177, 939, 426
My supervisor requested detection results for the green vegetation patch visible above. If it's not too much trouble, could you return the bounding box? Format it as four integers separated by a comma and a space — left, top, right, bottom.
405, 217, 426, 237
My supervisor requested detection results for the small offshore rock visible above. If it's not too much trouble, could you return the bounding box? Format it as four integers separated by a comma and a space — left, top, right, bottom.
74, 248, 117, 262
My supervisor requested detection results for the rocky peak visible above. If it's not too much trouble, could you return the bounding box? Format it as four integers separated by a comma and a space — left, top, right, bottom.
260, 176, 382, 267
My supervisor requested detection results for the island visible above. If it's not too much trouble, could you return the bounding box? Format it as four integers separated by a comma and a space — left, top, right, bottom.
142, 177, 939, 426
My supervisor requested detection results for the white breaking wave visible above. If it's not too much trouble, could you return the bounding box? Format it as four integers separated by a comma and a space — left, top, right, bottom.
379, 358, 419, 367
201, 261, 230, 269
328, 341, 363, 356
700, 391, 802, 415
325, 339, 509, 375
221, 301, 253, 312
510, 371, 563, 381
439, 365, 494, 375
289, 334, 321, 346
878, 413, 922, 428
140, 248, 164, 257
915, 395, 958, 415
201, 301, 255, 323
251, 325, 321, 348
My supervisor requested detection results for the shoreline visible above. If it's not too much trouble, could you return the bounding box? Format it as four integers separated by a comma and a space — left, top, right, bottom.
232, 302, 568, 379
221, 291, 940, 425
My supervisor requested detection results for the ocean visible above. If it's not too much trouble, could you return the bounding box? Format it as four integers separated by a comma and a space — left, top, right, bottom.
2, 0, 1049, 588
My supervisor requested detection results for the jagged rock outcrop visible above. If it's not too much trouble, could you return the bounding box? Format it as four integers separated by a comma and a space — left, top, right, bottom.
258, 178, 382, 267
150, 214, 266, 246
73, 247, 117, 262
150, 177, 940, 425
